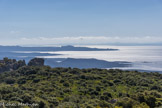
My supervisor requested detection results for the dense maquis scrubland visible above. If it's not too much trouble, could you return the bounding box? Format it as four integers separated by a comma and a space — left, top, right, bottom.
0, 58, 161, 108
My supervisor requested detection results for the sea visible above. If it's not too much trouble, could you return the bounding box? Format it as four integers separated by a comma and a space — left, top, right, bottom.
36, 45, 162, 73
1, 45, 162, 73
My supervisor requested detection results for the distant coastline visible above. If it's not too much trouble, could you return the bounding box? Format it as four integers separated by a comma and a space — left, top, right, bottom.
0, 45, 118, 52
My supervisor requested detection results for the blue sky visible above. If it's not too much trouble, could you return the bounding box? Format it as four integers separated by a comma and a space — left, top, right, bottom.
0, 0, 162, 45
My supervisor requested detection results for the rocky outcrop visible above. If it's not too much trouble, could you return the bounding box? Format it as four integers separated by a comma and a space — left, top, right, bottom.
28, 58, 44, 66
0, 57, 45, 73
0, 57, 26, 73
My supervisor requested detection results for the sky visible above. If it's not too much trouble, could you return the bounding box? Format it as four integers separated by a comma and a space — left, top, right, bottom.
0, 0, 162, 46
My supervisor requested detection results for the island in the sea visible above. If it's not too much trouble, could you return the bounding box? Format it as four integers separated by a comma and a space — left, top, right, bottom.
0, 45, 118, 52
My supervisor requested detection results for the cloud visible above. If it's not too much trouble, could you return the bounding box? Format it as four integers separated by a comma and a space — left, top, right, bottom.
1, 36, 162, 46
18, 36, 162, 45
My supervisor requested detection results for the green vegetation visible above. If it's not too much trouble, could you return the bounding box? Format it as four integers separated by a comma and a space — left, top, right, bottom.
0, 57, 26, 73
0, 65, 161, 108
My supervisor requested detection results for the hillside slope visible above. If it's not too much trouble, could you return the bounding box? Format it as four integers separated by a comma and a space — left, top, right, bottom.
0, 66, 161, 108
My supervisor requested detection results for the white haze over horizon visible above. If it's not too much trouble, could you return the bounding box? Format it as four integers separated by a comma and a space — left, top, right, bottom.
0, 36, 162, 46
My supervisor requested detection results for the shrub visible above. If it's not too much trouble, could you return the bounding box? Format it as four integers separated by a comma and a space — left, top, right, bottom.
5, 78, 15, 84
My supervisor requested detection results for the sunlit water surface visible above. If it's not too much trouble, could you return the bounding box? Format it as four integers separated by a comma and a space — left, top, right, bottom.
36, 45, 162, 72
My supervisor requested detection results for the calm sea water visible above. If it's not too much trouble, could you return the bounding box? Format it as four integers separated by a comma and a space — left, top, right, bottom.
37, 45, 162, 72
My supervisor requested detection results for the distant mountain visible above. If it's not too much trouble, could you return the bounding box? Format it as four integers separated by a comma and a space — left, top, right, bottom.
45, 58, 131, 69
0, 45, 118, 52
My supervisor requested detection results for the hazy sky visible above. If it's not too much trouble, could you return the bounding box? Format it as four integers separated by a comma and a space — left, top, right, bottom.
0, 0, 162, 45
